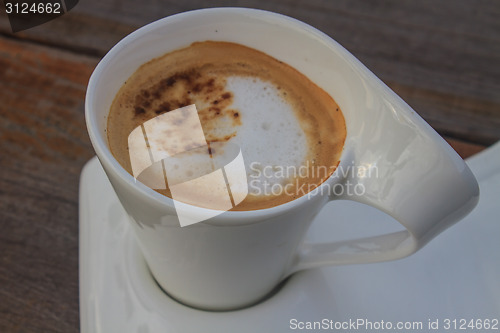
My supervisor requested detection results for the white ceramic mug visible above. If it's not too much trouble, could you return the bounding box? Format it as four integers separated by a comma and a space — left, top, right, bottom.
85, 8, 479, 311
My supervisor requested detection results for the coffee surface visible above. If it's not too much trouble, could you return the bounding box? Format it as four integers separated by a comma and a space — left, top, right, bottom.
107, 41, 346, 210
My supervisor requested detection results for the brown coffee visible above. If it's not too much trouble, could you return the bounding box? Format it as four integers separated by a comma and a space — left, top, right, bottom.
107, 41, 346, 211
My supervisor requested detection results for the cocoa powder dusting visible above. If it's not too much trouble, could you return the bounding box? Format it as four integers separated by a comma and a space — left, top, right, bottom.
131, 69, 236, 124
127, 64, 240, 149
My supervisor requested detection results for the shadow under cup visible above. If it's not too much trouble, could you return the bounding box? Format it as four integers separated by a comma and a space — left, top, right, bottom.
85, 8, 479, 311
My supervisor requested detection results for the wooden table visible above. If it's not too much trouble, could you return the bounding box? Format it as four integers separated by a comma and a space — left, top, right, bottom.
0, 1, 498, 332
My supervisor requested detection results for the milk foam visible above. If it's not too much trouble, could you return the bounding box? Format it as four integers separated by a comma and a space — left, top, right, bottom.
223, 76, 307, 195
162, 76, 308, 199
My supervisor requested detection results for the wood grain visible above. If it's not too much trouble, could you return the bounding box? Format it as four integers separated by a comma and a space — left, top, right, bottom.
445, 137, 486, 159
0, 36, 97, 333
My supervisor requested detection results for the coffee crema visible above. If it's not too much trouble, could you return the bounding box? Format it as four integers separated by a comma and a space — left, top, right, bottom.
107, 41, 346, 211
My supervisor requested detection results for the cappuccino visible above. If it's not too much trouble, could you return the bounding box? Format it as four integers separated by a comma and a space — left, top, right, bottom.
107, 41, 346, 210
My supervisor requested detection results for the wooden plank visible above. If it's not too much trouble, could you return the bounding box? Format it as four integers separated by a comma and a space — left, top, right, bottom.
292, 0, 500, 145
0, 36, 97, 333
0, 0, 498, 146
389, 81, 500, 145
445, 137, 486, 159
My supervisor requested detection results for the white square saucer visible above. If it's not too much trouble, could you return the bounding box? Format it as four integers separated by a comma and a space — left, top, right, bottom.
79, 143, 500, 332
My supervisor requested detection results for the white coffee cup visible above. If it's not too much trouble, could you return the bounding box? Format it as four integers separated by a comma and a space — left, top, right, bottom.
85, 8, 479, 311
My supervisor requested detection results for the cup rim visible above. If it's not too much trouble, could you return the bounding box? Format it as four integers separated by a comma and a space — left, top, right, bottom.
85, 7, 350, 223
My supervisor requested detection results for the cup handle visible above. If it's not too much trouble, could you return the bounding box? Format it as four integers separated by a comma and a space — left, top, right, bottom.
287, 107, 479, 275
